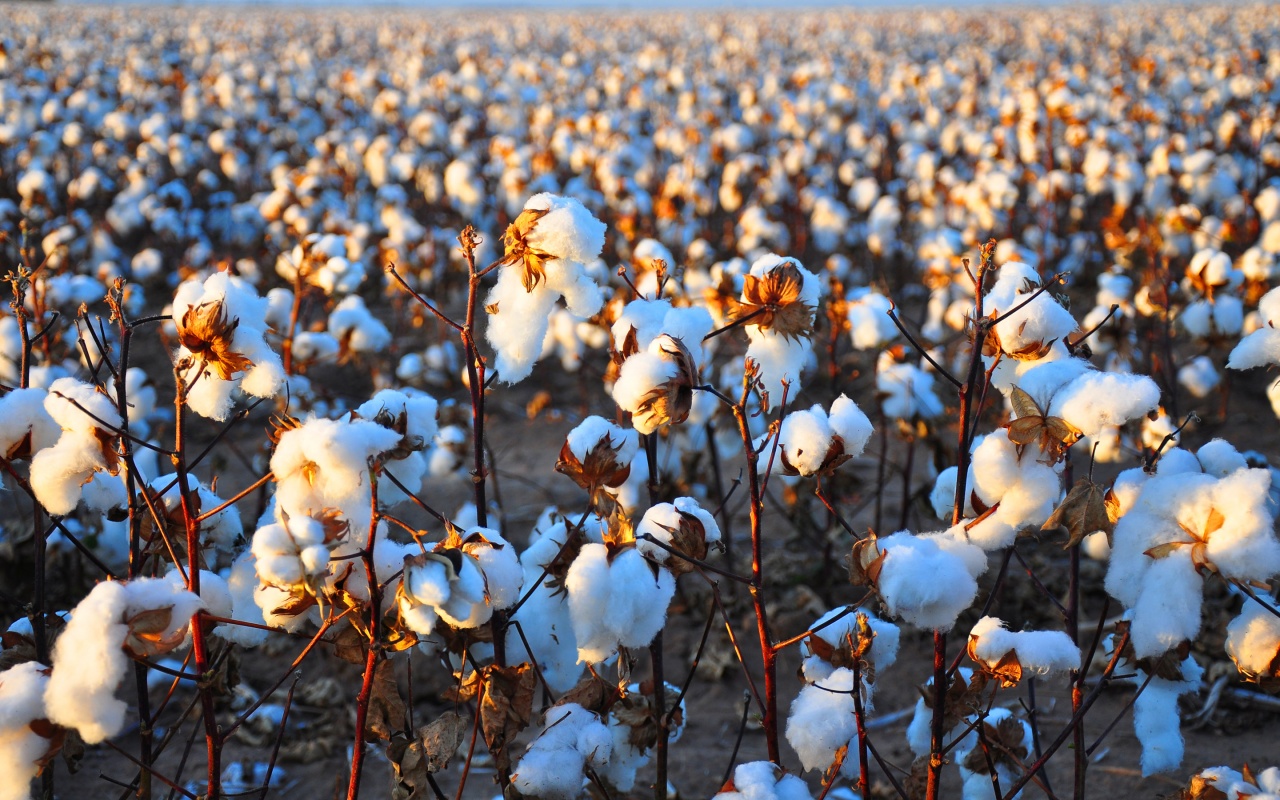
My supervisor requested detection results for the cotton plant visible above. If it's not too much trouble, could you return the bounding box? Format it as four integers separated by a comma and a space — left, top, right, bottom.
599, 682, 687, 792
44, 578, 204, 744
485, 193, 607, 383
786, 610, 899, 780
951, 707, 1034, 800
1228, 284, 1280, 372
172, 271, 284, 421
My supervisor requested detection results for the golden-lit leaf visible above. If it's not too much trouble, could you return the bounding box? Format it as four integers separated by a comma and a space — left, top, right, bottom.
1042, 479, 1121, 548
365, 658, 407, 744
479, 663, 537, 774
1005, 386, 1082, 464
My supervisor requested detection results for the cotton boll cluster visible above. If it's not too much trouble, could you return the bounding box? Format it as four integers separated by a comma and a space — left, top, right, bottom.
599, 683, 687, 792
397, 526, 521, 637
983, 263, 1078, 360
277, 234, 366, 295
967, 616, 1080, 679
172, 271, 284, 421
29, 377, 125, 515
845, 289, 898, 350
952, 707, 1033, 800
486, 194, 606, 383
511, 703, 612, 800
1105, 461, 1280, 661
713, 761, 812, 800
251, 515, 338, 590
766, 395, 873, 478
859, 531, 986, 631
565, 542, 676, 663
45, 578, 203, 743
269, 415, 402, 530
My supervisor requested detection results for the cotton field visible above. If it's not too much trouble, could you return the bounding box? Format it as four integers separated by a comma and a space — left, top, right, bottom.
3, 3, 1280, 799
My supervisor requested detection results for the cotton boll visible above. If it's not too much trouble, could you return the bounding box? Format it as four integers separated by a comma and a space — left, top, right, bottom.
1197, 439, 1248, 478
512, 703, 612, 800
985, 263, 1078, 356
214, 550, 270, 647
1178, 355, 1221, 398
566, 544, 675, 663
799, 607, 899, 684
270, 416, 400, 527
0, 662, 52, 800
1047, 369, 1161, 438
165, 569, 233, 620
786, 668, 860, 775
1229, 286, 1280, 369
715, 762, 814, 800
465, 527, 523, 609
634, 496, 721, 566
1133, 657, 1203, 775
967, 616, 1080, 675
875, 532, 982, 631
1226, 601, 1280, 679
930, 467, 958, 520
0, 388, 59, 461
505, 583, 582, 692
745, 327, 814, 408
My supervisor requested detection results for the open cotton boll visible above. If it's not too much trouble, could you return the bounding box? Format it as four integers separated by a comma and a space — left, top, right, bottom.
786, 668, 861, 776
877, 355, 944, 420
875, 531, 982, 631
270, 416, 401, 526
800, 608, 899, 684
953, 707, 1033, 800
565, 416, 640, 468
328, 295, 391, 355
1226, 601, 1280, 679
714, 761, 813, 800
846, 290, 898, 350
968, 616, 1080, 675
464, 527, 523, 609
0, 387, 59, 461
566, 544, 675, 663
635, 496, 721, 566
172, 272, 284, 421
930, 467, 959, 520
985, 262, 1078, 356
1178, 355, 1221, 399
46, 579, 203, 743
506, 583, 582, 692
745, 326, 814, 408
164, 568, 233, 620
1045, 369, 1161, 438
520, 194, 608, 266
0, 662, 52, 800
1196, 439, 1248, 478
772, 394, 873, 477
1228, 286, 1280, 369
512, 703, 612, 800
1133, 656, 1203, 775
30, 379, 125, 514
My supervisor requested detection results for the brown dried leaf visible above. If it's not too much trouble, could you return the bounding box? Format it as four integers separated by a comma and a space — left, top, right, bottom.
365, 658, 407, 743
1005, 386, 1082, 464
1042, 478, 1121, 549
480, 663, 537, 774
555, 673, 621, 716
847, 536, 886, 588
420, 711, 469, 773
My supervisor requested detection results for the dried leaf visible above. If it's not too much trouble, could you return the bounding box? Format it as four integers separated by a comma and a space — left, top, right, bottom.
480, 663, 537, 774
1042, 478, 1121, 548
1005, 386, 1082, 464
847, 536, 886, 587
555, 673, 621, 716
365, 658, 407, 744
420, 711, 469, 773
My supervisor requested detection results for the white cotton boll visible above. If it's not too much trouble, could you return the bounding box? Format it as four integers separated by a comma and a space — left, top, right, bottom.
715, 762, 814, 800
800, 608, 899, 684
968, 617, 1080, 675
1204, 469, 1280, 580
486, 271, 559, 384
512, 703, 612, 800
847, 291, 898, 350
1048, 370, 1161, 438
1226, 601, 1280, 676
635, 497, 721, 564
786, 668, 860, 775
566, 544, 675, 663
877, 356, 944, 420
1196, 439, 1248, 478
270, 416, 401, 525
1229, 286, 1280, 369
828, 395, 873, 456
611, 298, 674, 352
215, 550, 269, 647
328, 295, 391, 354
876, 532, 981, 631
954, 707, 1031, 800
0, 662, 51, 800
985, 263, 1078, 354
44, 376, 123, 434
0, 388, 59, 459
30, 435, 110, 515
611, 347, 679, 435
1155, 448, 1202, 476
565, 415, 639, 465
969, 432, 1022, 506
506, 584, 582, 692
776, 406, 834, 476
1178, 355, 1221, 399
521, 194, 608, 266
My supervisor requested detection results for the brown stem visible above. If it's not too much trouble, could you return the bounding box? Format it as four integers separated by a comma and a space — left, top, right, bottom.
852, 659, 870, 799
172, 366, 222, 800
347, 472, 383, 800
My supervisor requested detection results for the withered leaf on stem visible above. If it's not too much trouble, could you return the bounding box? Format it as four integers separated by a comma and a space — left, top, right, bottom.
365, 657, 408, 743
962, 716, 1029, 774
920, 668, 989, 733
966, 633, 1024, 688
1041, 478, 1121, 548
555, 672, 622, 716
1005, 385, 1082, 464
420, 711, 470, 773
1113, 621, 1191, 681
480, 663, 537, 774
